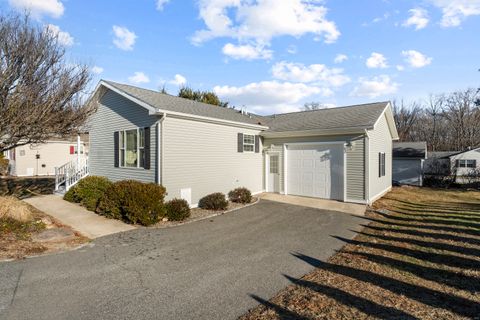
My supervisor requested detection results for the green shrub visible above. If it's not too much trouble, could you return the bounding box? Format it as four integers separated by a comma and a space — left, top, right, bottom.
165, 198, 191, 221
228, 187, 252, 204
198, 192, 228, 211
63, 176, 112, 211
97, 180, 166, 226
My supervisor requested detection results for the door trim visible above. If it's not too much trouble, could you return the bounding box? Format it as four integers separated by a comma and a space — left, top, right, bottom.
265, 152, 280, 192
283, 141, 347, 201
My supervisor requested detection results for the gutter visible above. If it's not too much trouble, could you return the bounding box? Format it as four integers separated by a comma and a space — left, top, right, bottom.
158, 114, 167, 185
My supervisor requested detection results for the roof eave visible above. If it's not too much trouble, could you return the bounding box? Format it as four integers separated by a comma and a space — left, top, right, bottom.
261, 127, 370, 138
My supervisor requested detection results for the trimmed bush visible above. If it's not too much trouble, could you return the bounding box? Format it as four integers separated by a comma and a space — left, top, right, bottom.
228, 187, 252, 204
198, 192, 228, 211
63, 176, 112, 211
97, 180, 166, 226
165, 198, 191, 221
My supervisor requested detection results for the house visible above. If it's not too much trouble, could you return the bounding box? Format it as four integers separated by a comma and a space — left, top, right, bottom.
86, 80, 398, 206
392, 142, 427, 186
449, 147, 480, 180
424, 151, 459, 176
3, 136, 88, 177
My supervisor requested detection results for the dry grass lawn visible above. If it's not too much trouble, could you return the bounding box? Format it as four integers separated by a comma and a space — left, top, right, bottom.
0, 196, 87, 260
240, 186, 480, 320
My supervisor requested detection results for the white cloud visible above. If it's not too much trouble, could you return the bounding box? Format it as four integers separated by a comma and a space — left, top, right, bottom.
222, 43, 272, 60
271, 61, 350, 87
351, 75, 399, 98
403, 8, 429, 30
366, 52, 388, 69
8, 0, 64, 18
169, 74, 187, 86
112, 25, 137, 51
45, 24, 74, 47
214, 81, 330, 114
428, 0, 480, 27
192, 0, 340, 50
334, 54, 348, 64
156, 0, 170, 11
91, 66, 104, 74
128, 72, 150, 84
286, 45, 297, 54
402, 50, 432, 68
396, 65, 405, 71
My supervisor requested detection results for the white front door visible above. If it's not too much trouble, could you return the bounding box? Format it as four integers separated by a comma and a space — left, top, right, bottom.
286, 144, 344, 200
268, 154, 280, 193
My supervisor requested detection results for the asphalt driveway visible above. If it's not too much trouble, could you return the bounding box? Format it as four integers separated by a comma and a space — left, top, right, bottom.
0, 200, 363, 320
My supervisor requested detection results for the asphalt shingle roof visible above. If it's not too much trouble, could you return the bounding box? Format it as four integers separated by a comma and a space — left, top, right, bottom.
261, 102, 389, 132
103, 81, 389, 133
104, 81, 264, 126
393, 142, 427, 158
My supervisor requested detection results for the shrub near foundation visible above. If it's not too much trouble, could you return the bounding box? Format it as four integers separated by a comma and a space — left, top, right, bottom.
198, 192, 228, 210
228, 187, 252, 204
97, 180, 166, 226
64, 176, 112, 211
165, 198, 191, 221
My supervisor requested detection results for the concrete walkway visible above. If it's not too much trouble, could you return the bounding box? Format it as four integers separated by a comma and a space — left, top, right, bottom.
24, 195, 136, 238
258, 193, 366, 216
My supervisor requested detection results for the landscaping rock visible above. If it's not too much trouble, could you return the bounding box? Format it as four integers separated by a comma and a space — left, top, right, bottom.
32, 228, 76, 243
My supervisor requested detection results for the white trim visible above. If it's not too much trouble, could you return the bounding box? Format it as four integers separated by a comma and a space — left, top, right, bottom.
97, 81, 269, 131
261, 127, 369, 138
364, 130, 370, 201
243, 134, 255, 153
283, 141, 347, 201
159, 114, 166, 185
368, 186, 392, 204
372, 102, 399, 140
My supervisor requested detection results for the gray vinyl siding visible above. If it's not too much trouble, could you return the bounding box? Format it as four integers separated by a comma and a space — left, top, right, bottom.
263, 134, 366, 202
163, 116, 263, 205
89, 90, 158, 183
368, 113, 393, 200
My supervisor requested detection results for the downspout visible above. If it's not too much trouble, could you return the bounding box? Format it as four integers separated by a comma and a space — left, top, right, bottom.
364, 129, 370, 204
158, 113, 167, 185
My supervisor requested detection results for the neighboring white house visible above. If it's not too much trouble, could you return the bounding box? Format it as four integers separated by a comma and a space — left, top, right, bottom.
450, 147, 480, 178
392, 142, 427, 186
4, 136, 88, 177
82, 80, 399, 206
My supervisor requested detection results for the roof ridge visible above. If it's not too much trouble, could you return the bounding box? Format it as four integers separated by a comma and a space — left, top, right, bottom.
266, 101, 390, 117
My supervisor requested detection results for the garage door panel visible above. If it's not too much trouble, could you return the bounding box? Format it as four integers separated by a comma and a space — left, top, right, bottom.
287, 144, 343, 200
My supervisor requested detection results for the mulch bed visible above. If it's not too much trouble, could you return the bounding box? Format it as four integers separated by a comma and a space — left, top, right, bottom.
153, 197, 258, 228
240, 186, 480, 320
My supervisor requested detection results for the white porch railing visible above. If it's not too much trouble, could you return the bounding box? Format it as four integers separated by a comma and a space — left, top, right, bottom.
55, 157, 89, 192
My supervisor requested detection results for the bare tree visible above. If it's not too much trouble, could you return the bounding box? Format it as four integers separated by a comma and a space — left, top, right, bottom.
425, 94, 445, 152
304, 102, 328, 111
0, 13, 92, 153
392, 99, 422, 141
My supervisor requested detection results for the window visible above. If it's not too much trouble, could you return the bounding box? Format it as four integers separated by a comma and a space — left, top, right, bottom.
119, 128, 145, 168
243, 134, 255, 152
269, 155, 279, 174
379, 152, 386, 177
457, 159, 477, 168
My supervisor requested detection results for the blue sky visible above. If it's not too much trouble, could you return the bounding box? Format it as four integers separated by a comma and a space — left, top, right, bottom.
2, 0, 480, 114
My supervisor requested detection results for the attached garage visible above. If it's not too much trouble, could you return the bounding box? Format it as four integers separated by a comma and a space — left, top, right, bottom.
285, 143, 344, 200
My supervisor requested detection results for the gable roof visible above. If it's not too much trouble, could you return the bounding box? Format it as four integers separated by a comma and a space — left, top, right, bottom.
393, 142, 427, 159
93, 81, 398, 138
99, 80, 267, 128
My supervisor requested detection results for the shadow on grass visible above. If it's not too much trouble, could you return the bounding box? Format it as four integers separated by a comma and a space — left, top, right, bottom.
393, 208, 480, 221
292, 252, 480, 318
363, 224, 480, 246
362, 216, 480, 237
249, 294, 311, 320
374, 210, 480, 230
342, 250, 480, 293
382, 197, 480, 212
333, 236, 480, 270
283, 274, 419, 319
355, 230, 480, 258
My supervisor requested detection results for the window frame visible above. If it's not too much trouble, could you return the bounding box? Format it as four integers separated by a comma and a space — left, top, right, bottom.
119, 128, 145, 169
243, 134, 255, 153
458, 159, 477, 168
379, 152, 386, 177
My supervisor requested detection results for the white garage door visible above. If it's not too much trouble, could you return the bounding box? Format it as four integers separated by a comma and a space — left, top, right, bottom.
287, 144, 344, 200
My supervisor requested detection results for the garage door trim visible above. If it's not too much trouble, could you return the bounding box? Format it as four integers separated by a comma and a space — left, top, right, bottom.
284, 141, 347, 201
